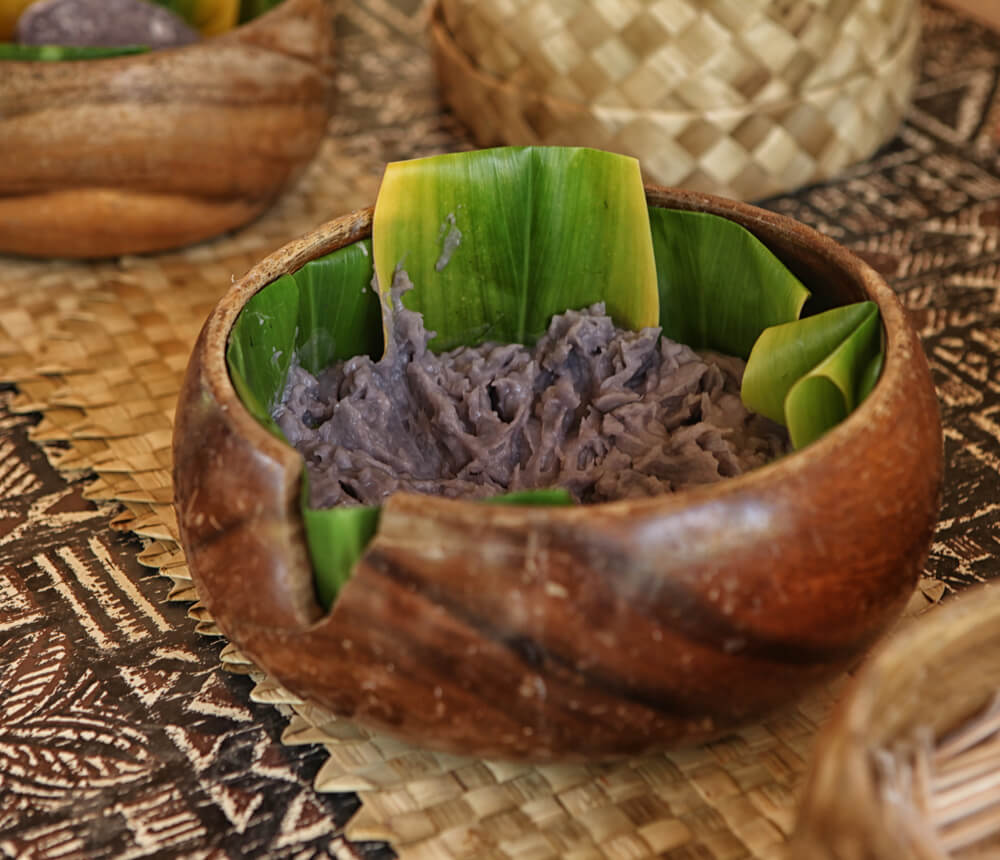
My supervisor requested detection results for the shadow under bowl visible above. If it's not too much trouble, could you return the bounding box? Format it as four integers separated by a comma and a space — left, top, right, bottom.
172, 186, 943, 762
0, 0, 335, 259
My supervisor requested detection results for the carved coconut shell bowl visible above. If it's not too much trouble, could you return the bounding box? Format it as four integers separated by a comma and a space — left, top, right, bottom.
0, 0, 334, 259
173, 186, 943, 762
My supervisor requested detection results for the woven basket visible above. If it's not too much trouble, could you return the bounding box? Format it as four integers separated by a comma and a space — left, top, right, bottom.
792, 585, 1000, 860
431, 0, 921, 200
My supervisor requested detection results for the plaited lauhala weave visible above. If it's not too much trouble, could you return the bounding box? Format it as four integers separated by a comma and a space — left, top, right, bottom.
433, 0, 921, 199
0, 3, 954, 859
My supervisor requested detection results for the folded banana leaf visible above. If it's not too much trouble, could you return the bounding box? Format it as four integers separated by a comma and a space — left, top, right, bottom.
742, 301, 883, 448
227, 146, 884, 608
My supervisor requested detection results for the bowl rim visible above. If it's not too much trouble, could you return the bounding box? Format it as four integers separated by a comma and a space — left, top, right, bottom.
196, 183, 927, 525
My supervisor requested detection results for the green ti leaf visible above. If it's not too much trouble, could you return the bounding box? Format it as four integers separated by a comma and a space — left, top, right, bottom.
303, 486, 573, 610
372, 146, 659, 352
649, 208, 810, 359
227, 240, 381, 426
227, 272, 299, 435
291, 242, 383, 374
483, 488, 574, 506
303, 489, 381, 611
227, 242, 382, 606
742, 301, 882, 448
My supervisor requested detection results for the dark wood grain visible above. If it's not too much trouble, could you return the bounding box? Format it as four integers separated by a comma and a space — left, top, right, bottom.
0, 0, 335, 259
173, 187, 943, 762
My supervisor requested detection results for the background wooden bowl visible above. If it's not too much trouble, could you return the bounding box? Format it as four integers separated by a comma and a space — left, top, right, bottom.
0, 0, 335, 259
792, 585, 1000, 859
173, 187, 943, 762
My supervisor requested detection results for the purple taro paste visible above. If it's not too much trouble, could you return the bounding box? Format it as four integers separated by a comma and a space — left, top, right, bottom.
16, 0, 199, 48
273, 278, 790, 508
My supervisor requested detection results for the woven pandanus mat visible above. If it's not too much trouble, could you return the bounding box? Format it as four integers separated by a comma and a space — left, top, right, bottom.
0, 2, 972, 857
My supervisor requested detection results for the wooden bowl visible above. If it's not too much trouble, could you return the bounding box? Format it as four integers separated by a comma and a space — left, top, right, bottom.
0, 0, 334, 259
172, 187, 943, 762
793, 585, 1000, 859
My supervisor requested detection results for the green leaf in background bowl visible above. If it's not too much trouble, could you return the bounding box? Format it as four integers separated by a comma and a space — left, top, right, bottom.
148, 0, 283, 34
237, 0, 284, 23
0, 43, 149, 60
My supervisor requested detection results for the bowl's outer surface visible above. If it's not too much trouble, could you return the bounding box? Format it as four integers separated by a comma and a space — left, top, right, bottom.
173, 188, 944, 761
0, 0, 335, 259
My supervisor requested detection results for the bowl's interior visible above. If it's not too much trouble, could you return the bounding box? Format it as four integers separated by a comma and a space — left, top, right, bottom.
222, 186, 893, 610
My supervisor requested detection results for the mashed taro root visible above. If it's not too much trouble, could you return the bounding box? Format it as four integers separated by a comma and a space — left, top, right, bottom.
274, 278, 790, 508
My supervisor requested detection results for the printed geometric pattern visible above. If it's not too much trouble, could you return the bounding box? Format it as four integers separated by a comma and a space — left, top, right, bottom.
0, 399, 364, 859
0, 2, 998, 858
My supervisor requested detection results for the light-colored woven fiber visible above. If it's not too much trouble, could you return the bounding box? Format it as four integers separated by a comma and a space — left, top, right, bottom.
439, 0, 917, 113
432, 0, 920, 200
792, 586, 1000, 860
